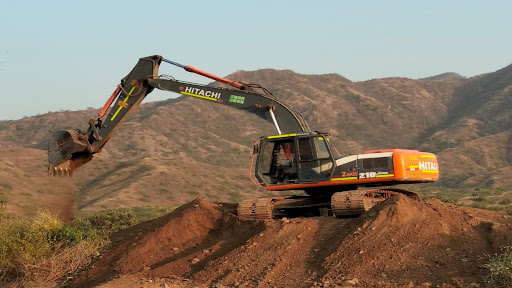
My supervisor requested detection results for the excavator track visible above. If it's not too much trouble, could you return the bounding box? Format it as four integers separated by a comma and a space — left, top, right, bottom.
237, 196, 294, 220
238, 188, 419, 220
237, 195, 333, 220
331, 188, 419, 217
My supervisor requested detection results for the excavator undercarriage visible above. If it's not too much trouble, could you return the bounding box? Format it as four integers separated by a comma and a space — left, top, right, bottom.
237, 188, 420, 220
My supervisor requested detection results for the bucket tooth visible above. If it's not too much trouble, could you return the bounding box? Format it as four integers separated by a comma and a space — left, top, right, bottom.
48, 160, 75, 177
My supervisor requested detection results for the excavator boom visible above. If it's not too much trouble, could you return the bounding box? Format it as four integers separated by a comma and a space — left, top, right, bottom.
48, 55, 309, 175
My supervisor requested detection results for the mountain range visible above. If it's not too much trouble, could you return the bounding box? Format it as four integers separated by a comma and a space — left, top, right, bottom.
1, 62, 511, 216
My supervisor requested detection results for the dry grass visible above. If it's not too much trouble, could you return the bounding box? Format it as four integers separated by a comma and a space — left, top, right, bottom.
11, 240, 102, 287
0, 208, 137, 287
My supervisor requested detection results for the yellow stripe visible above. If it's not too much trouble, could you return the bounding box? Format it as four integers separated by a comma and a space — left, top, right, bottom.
409, 165, 419, 168
331, 177, 358, 181
375, 174, 394, 178
181, 91, 219, 101
420, 155, 436, 158
111, 86, 136, 121
268, 133, 297, 139
421, 170, 439, 173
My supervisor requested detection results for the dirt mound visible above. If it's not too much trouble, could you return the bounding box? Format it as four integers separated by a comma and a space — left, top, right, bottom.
72, 197, 264, 287
72, 195, 512, 288
321, 194, 512, 287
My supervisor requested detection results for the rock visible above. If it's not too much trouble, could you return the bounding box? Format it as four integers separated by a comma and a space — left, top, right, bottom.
340, 278, 358, 286
143, 266, 151, 271
191, 258, 200, 264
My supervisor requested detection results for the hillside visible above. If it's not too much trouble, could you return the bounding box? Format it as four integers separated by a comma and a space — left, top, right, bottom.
1, 63, 512, 216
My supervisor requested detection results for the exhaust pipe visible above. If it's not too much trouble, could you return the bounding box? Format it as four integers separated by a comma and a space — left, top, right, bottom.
48, 130, 93, 176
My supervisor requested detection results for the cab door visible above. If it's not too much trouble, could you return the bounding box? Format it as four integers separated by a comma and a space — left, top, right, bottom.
296, 135, 335, 183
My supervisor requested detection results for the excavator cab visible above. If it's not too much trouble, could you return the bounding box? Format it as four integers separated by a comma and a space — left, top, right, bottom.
254, 132, 335, 186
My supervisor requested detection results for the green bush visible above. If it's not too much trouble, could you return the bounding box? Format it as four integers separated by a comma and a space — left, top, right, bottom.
49, 218, 101, 245
484, 246, 512, 287
84, 209, 136, 234
0, 212, 62, 263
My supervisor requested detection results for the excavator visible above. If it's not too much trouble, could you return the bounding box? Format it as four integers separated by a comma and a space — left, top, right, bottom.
48, 55, 439, 219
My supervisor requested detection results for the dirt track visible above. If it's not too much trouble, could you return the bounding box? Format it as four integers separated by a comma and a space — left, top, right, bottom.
71, 195, 512, 288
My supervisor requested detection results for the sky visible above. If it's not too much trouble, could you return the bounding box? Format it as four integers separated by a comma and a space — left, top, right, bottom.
0, 0, 511, 120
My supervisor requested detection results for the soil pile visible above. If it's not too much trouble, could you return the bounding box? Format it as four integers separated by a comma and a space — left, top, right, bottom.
320, 195, 512, 287
72, 195, 512, 288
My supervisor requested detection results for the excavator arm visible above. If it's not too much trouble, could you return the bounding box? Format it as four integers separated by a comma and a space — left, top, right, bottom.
48, 55, 309, 175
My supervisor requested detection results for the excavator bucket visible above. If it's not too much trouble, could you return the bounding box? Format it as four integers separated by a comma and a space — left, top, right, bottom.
48, 130, 93, 176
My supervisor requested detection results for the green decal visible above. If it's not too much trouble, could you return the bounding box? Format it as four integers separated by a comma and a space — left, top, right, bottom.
229, 95, 245, 104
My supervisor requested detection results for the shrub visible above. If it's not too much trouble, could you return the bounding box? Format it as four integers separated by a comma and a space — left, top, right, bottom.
49, 218, 101, 245
0, 211, 107, 286
0, 207, 148, 286
484, 246, 512, 287
84, 209, 136, 234
437, 196, 458, 204
499, 199, 512, 205
0, 194, 5, 213
0, 183, 12, 192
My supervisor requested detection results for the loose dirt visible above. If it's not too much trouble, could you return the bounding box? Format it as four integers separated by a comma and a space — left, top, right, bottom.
0, 148, 76, 221
70, 195, 512, 288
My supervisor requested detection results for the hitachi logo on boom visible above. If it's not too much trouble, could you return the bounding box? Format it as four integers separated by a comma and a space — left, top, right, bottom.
419, 161, 438, 171
184, 87, 221, 99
